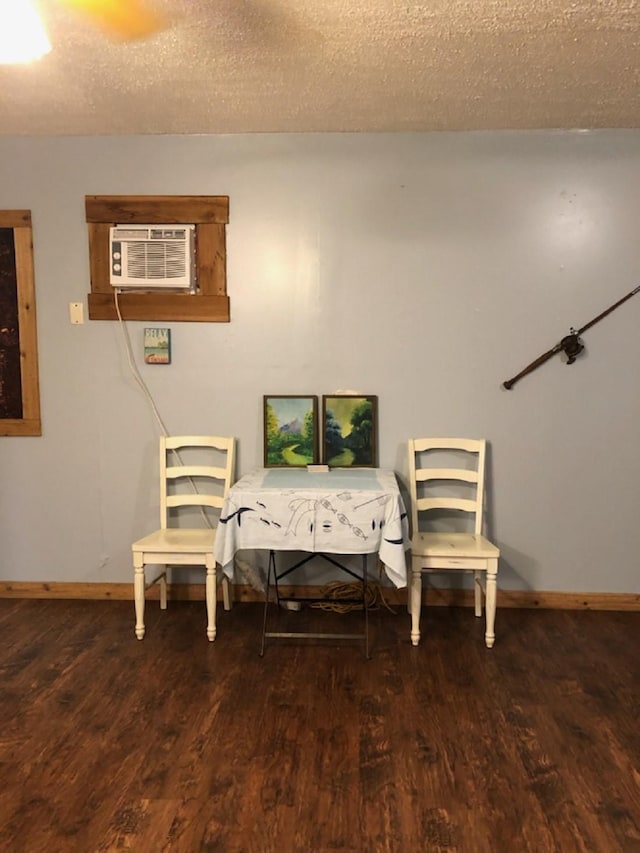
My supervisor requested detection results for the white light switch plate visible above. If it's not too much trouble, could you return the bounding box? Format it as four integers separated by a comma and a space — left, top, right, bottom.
69, 302, 84, 324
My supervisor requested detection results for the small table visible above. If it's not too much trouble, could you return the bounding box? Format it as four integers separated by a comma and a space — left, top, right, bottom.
214, 467, 409, 655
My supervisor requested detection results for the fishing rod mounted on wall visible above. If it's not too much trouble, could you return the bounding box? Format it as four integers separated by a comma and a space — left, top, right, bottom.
502, 285, 640, 390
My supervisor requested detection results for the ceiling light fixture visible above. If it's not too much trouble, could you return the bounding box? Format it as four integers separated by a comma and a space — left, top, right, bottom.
0, 0, 52, 64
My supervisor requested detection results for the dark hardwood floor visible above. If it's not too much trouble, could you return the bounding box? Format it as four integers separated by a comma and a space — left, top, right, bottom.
0, 597, 639, 852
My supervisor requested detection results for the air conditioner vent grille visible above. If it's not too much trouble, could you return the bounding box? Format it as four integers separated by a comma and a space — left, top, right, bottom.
126, 242, 187, 280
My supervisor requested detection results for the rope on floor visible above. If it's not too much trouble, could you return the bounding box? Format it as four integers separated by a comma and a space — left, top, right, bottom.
309, 561, 397, 614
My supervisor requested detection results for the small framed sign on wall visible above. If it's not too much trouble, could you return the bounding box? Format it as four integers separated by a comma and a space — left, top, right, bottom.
144, 327, 171, 364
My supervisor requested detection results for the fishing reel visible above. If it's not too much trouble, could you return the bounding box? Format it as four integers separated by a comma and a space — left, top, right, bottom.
560, 328, 585, 364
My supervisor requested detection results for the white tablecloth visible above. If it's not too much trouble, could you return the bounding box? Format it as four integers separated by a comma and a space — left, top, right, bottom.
214, 467, 409, 587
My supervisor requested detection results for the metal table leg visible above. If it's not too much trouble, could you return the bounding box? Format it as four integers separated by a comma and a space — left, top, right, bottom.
260, 550, 370, 658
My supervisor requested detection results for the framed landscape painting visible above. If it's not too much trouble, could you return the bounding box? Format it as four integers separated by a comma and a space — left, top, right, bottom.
263, 395, 318, 467
322, 395, 377, 467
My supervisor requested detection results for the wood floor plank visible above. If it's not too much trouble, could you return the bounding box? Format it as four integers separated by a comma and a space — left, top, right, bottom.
0, 600, 639, 851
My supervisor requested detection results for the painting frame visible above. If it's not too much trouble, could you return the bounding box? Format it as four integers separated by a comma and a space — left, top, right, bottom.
322, 394, 378, 468
263, 395, 319, 467
144, 327, 172, 364
0, 211, 41, 436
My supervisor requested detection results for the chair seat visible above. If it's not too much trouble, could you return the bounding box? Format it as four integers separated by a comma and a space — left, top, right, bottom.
132, 528, 216, 555
411, 531, 500, 560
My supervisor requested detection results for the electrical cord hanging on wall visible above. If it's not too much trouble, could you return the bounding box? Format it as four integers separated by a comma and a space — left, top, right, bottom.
113, 288, 170, 437
113, 288, 213, 527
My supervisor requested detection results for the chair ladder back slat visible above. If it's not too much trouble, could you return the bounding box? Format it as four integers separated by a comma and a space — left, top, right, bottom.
412, 437, 482, 453
416, 496, 479, 515
166, 464, 229, 480
164, 435, 234, 451
408, 437, 488, 536
414, 467, 480, 484
166, 494, 225, 509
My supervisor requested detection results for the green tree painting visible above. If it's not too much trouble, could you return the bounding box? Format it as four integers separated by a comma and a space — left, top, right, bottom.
323, 396, 377, 466
264, 396, 318, 466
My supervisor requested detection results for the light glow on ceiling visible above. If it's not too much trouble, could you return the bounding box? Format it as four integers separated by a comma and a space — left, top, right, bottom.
0, 0, 51, 64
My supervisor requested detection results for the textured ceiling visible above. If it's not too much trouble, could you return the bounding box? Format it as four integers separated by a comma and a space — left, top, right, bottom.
1, 0, 640, 135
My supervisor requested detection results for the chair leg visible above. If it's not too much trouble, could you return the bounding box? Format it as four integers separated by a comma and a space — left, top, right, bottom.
222, 575, 232, 611
206, 561, 217, 641
159, 570, 168, 610
474, 570, 482, 617
410, 564, 422, 646
484, 559, 498, 648
405, 553, 411, 614
362, 554, 370, 660
133, 558, 145, 640
260, 550, 275, 657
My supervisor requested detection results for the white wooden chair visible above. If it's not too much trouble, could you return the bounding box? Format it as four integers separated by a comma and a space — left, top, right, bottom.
132, 435, 235, 641
407, 437, 499, 648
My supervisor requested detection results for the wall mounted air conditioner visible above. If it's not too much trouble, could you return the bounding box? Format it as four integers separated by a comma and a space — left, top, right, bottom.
109, 224, 196, 289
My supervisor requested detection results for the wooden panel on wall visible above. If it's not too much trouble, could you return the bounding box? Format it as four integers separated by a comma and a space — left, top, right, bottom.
0, 210, 41, 436
85, 195, 229, 225
0, 210, 31, 228
87, 222, 112, 295
85, 195, 230, 322
196, 223, 227, 296
88, 292, 230, 322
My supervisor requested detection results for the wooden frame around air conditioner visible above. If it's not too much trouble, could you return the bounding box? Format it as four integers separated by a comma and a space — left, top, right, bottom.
85, 195, 230, 322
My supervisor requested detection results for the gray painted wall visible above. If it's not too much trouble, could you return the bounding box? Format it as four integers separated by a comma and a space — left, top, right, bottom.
1, 131, 639, 593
